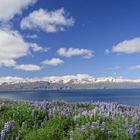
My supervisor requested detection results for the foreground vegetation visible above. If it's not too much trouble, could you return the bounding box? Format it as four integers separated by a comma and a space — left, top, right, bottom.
0, 99, 140, 140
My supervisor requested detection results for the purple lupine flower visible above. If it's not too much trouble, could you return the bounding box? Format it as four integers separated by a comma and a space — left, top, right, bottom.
135, 129, 139, 136
10, 136, 14, 140
124, 118, 128, 128
41, 122, 45, 128
101, 121, 105, 127
91, 128, 95, 140
128, 128, 134, 138
91, 136, 95, 140
70, 130, 74, 140
1, 119, 4, 125
107, 131, 112, 137
31, 109, 35, 119
21, 122, 26, 129
101, 128, 104, 134
80, 126, 85, 134
2, 120, 15, 135
32, 124, 36, 130
11, 120, 15, 128
16, 136, 19, 140
92, 122, 98, 128
80, 126, 85, 140
1, 130, 6, 140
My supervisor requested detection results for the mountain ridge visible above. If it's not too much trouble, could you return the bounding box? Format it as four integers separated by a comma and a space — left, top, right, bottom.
0, 74, 140, 90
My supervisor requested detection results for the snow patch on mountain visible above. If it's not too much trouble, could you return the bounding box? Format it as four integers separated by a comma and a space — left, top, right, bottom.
0, 74, 140, 85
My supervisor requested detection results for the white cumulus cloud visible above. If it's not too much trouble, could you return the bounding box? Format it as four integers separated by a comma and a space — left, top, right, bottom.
15, 64, 41, 71
42, 58, 64, 66
20, 8, 75, 32
0, 29, 47, 69
57, 48, 93, 59
0, 29, 29, 60
0, 0, 37, 22
112, 37, 140, 54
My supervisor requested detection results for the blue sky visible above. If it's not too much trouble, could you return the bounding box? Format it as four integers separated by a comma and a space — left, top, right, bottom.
0, 0, 140, 79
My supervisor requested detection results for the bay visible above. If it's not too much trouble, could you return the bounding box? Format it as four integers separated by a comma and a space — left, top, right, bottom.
0, 89, 140, 106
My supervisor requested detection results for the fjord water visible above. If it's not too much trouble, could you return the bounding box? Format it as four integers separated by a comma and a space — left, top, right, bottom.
0, 89, 140, 106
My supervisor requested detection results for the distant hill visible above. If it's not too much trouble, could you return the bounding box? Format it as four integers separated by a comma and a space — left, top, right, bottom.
0, 74, 140, 90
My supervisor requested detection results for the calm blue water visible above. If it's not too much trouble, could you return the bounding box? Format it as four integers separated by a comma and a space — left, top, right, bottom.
0, 89, 140, 106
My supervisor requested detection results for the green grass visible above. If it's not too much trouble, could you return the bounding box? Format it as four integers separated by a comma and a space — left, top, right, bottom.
0, 99, 139, 140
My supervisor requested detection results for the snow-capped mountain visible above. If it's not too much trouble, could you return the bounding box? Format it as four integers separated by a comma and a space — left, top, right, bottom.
0, 74, 140, 90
